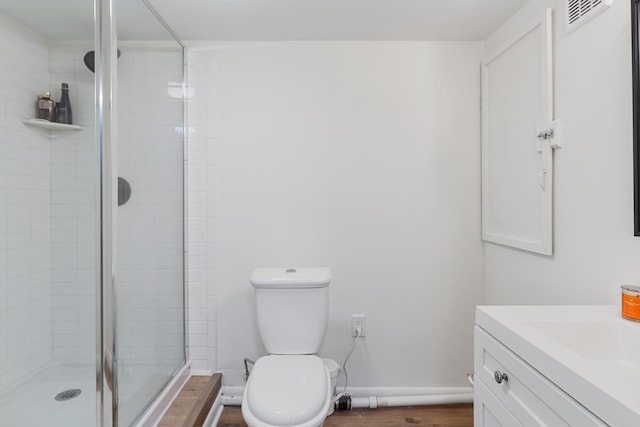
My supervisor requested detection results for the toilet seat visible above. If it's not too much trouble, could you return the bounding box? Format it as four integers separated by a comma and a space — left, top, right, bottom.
242, 355, 331, 427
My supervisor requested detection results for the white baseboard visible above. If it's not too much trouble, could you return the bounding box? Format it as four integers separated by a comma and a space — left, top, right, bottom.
203, 394, 224, 427
221, 385, 245, 396
191, 369, 216, 376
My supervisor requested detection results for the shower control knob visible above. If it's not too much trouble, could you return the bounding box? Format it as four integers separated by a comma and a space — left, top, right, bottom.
494, 370, 508, 384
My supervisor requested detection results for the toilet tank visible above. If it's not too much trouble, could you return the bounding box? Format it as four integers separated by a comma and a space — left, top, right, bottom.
251, 268, 331, 355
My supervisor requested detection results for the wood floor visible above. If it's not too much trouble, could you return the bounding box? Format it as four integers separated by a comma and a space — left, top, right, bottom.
218, 403, 473, 427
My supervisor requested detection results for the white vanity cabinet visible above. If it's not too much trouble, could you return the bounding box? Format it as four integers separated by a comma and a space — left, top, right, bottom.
474, 326, 607, 427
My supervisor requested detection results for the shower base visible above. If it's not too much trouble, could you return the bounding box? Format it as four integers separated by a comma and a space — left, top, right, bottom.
0, 362, 95, 427
0, 360, 185, 426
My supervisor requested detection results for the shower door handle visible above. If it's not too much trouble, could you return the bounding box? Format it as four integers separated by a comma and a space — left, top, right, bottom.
118, 177, 132, 206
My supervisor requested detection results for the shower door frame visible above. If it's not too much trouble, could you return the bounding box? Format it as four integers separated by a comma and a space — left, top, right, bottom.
95, 0, 117, 425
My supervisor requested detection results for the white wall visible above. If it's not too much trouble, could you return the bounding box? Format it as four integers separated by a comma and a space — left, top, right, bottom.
0, 18, 99, 389
1, 24, 188, 401
186, 50, 218, 374
47, 43, 188, 373
0, 13, 52, 390
116, 45, 185, 368
192, 41, 484, 389
48, 43, 97, 362
116, 44, 186, 426
483, 0, 640, 304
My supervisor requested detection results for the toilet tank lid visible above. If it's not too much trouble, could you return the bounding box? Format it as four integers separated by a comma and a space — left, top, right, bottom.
250, 267, 332, 288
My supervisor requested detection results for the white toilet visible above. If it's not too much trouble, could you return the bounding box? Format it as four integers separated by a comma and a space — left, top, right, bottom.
242, 267, 332, 427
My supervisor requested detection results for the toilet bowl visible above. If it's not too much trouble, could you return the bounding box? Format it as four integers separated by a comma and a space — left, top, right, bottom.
242, 355, 331, 427
241, 267, 333, 427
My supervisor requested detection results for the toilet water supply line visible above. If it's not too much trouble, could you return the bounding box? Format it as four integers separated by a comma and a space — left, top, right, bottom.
332, 321, 362, 405
243, 358, 255, 382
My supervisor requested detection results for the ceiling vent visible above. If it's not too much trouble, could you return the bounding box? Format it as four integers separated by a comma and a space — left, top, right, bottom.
566, 0, 612, 33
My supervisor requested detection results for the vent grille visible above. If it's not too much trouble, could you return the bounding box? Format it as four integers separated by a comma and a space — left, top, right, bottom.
566, 0, 612, 32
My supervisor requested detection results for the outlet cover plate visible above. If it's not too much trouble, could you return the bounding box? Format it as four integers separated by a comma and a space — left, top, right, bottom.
351, 314, 366, 337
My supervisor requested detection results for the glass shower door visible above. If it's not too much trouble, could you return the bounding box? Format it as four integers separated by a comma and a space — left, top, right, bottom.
113, 1, 186, 425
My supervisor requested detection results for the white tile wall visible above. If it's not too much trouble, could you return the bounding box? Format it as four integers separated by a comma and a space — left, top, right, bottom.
116, 45, 185, 370
0, 16, 194, 395
187, 50, 217, 374
0, 13, 53, 390
48, 44, 188, 370
48, 44, 97, 362
114, 43, 187, 427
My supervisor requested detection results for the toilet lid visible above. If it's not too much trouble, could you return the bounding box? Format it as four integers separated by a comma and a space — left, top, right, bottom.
246, 355, 328, 426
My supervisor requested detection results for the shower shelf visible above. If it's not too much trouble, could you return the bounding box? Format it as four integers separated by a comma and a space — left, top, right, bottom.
22, 118, 84, 132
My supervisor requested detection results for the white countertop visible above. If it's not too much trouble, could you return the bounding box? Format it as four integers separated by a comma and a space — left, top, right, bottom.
476, 305, 640, 427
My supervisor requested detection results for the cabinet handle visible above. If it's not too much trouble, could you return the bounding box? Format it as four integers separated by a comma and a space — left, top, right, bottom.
494, 370, 508, 384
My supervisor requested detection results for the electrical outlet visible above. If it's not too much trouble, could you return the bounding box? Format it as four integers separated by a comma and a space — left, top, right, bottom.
351, 314, 366, 337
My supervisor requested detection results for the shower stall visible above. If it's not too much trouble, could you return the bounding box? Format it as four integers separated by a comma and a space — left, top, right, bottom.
0, 0, 187, 426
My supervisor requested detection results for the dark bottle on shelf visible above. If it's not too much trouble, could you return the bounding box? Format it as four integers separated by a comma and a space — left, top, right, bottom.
55, 83, 72, 124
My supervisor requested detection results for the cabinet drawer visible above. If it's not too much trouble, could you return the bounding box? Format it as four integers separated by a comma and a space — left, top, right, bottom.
475, 326, 607, 427
475, 377, 523, 427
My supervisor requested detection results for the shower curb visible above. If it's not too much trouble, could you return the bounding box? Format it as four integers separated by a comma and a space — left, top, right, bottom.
158, 373, 222, 427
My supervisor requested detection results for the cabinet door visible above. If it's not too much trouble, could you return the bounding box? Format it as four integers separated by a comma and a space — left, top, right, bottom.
475, 378, 523, 427
481, 9, 554, 255
475, 326, 607, 427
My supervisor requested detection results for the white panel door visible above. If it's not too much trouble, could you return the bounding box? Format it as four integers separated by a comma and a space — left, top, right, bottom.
482, 9, 554, 255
